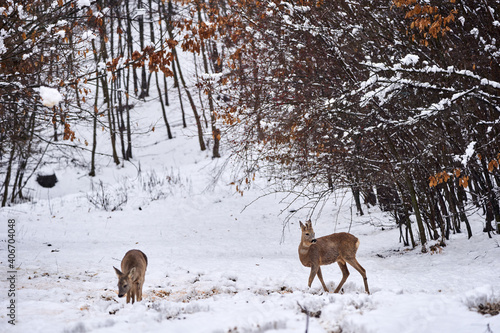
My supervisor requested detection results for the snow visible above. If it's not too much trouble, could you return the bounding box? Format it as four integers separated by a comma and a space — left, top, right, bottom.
77, 0, 91, 8
481, 78, 500, 89
456, 141, 477, 167
400, 54, 419, 66
81, 30, 97, 41
1, 123, 500, 333
131, 9, 146, 20
39, 86, 63, 107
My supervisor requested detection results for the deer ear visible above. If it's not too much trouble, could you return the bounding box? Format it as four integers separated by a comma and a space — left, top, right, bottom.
114, 266, 123, 277
128, 267, 137, 278
299, 221, 305, 230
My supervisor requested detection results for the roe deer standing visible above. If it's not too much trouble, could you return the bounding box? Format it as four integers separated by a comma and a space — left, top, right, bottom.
114, 249, 148, 304
298, 220, 369, 294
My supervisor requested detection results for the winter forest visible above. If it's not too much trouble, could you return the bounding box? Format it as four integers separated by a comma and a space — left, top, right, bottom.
1, 0, 500, 332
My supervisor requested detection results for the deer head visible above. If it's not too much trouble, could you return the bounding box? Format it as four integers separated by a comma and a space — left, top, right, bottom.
299, 220, 317, 246
114, 266, 137, 298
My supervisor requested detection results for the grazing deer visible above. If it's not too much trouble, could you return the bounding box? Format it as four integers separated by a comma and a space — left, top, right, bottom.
114, 249, 148, 304
298, 220, 369, 294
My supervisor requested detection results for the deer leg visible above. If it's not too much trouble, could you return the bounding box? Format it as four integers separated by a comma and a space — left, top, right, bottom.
308, 265, 319, 288
316, 267, 329, 292
138, 281, 143, 301
130, 286, 136, 304
133, 283, 139, 303
334, 260, 350, 294
346, 258, 370, 294
126, 291, 131, 304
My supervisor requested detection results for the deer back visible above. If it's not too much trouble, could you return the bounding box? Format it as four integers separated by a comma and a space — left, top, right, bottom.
316, 232, 359, 264
121, 249, 148, 281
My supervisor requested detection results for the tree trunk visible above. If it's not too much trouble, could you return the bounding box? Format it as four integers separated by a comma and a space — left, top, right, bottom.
165, 6, 206, 151
405, 173, 427, 251
154, 0, 172, 138
10, 111, 36, 202
385, 133, 426, 250
89, 74, 99, 177
396, 182, 416, 248
138, 0, 148, 99
2, 144, 16, 207
125, 0, 139, 96
156, 71, 173, 139
166, 0, 186, 128
351, 185, 364, 216
92, 36, 120, 166
197, 3, 220, 158
172, 56, 186, 127
174, 53, 206, 151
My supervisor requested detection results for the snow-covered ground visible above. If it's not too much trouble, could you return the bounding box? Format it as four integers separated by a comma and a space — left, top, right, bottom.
1, 106, 500, 333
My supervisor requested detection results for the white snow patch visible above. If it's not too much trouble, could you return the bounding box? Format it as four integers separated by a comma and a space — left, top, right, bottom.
81, 30, 97, 41
77, 0, 91, 8
400, 54, 419, 66
457, 141, 476, 167
39, 86, 63, 107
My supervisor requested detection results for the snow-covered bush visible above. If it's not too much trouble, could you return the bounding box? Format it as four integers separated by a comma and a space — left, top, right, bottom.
87, 168, 189, 211
87, 180, 128, 212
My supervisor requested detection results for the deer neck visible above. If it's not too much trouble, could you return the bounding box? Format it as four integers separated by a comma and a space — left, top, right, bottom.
298, 239, 315, 263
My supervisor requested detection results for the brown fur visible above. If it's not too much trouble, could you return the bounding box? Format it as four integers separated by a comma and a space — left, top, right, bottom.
298, 220, 369, 294
114, 249, 148, 304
